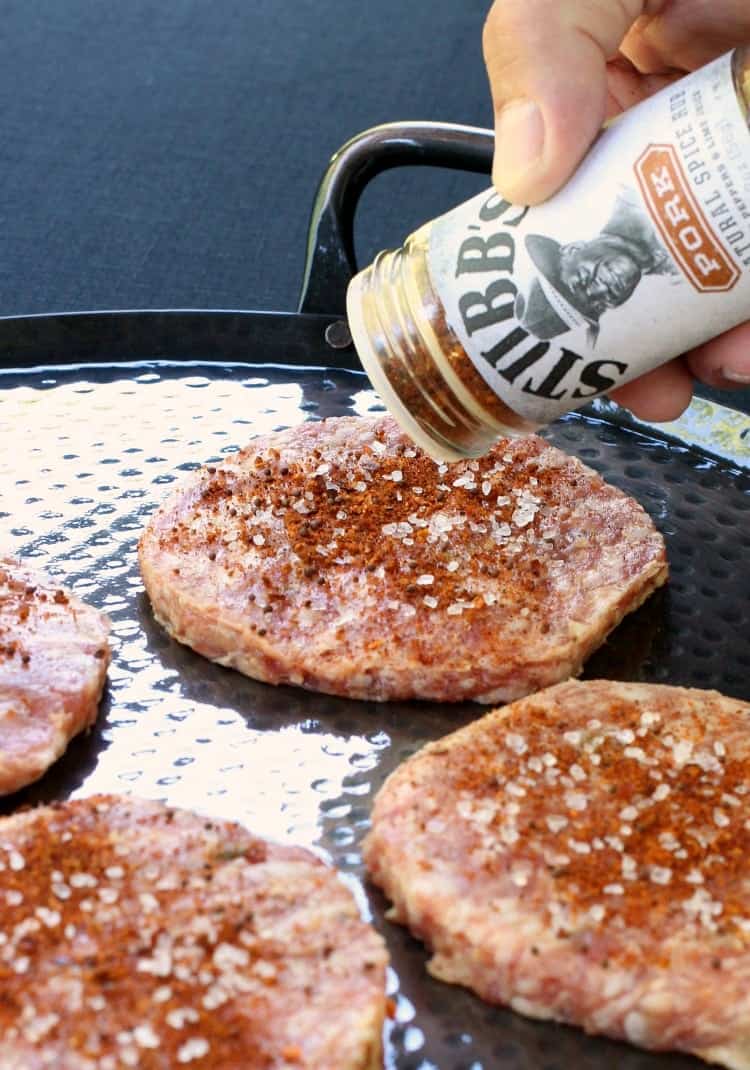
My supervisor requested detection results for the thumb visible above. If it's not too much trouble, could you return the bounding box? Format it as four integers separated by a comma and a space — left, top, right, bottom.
483, 0, 646, 205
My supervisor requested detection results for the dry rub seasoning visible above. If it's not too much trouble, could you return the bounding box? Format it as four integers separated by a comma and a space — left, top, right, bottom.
347, 48, 750, 460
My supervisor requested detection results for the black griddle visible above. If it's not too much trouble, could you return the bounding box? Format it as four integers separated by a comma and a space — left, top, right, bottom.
0, 123, 749, 1070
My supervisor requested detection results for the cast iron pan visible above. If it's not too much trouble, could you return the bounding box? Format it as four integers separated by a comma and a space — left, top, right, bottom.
0, 123, 749, 1069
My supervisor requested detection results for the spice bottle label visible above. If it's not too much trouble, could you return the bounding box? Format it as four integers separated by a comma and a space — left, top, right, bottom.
428, 52, 750, 424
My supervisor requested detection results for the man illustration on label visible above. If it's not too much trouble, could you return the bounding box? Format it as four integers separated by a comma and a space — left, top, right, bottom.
516, 188, 679, 344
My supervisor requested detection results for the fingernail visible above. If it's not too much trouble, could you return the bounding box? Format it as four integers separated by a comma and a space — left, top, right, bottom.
493, 99, 545, 194
720, 367, 750, 384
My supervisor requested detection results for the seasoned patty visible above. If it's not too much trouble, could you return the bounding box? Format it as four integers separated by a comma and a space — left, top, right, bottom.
364, 680, 750, 1068
0, 559, 110, 795
139, 415, 667, 703
0, 794, 388, 1070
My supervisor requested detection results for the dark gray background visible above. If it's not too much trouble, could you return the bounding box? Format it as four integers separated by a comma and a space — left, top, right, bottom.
0, 0, 492, 316
1, 1, 747, 414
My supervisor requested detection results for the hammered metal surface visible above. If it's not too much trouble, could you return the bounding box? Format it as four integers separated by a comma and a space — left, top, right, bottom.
1, 361, 749, 1070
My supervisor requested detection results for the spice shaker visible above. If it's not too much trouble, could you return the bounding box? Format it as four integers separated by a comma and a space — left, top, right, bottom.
347, 48, 750, 461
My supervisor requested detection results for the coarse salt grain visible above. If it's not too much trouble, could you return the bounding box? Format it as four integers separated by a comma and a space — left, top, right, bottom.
167, 1008, 200, 1029
134, 1024, 160, 1049
70, 872, 98, 888
177, 1038, 210, 1063
565, 791, 588, 812
672, 740, 693, 765
214, 943, 250, 970
511, 504, 537, 527
203, 984, 229, 1010
24, 1013, 60, 1043
546, 815, 568, 834
252, 533, 265, 546
423, 596, 438, 609
506, 733, 527, 756
416, 574, 434, 586
649, 866, 672, 885
381, 521, 413, 538
35, 907, 61, 928
659, 832, 680, 851
621, 856, 637, 879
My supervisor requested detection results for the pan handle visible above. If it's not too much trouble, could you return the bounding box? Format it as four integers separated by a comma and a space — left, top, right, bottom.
297, 121, 494, 317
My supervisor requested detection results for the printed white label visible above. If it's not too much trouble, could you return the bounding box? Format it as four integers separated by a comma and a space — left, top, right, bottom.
428, 51, 750, 423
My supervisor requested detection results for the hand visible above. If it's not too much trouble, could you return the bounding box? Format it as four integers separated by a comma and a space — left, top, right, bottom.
483, 0, 750, 421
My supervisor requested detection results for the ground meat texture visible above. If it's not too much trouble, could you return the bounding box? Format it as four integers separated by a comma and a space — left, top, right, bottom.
364, 680, 750, 1069
138, 415, 667, 703
0, 794, 388, 1069
0, 558, 110, 795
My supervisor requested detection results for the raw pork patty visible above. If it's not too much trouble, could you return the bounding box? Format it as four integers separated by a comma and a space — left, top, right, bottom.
0, 794, 388, 1070
364, 679, 750, 1068
0, 558, 110, 794
139, 415, 667, 703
